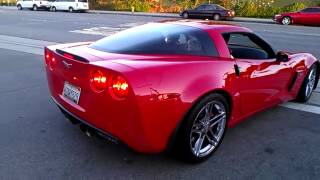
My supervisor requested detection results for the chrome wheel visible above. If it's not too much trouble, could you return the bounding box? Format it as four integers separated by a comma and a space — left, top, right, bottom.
190, 101, 226, 158
183, 12, 188, 19
213, 14, 220, 21
305, 68, 316, 98
282, 17, 291, 25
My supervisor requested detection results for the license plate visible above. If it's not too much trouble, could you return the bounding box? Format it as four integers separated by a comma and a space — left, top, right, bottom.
63, 82, 81, 104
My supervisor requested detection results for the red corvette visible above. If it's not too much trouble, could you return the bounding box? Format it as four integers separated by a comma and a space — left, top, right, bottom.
274, 7, 320, 25
44, 20, 319, 162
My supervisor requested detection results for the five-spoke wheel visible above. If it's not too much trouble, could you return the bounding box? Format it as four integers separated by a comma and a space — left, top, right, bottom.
172, 93, 228, 163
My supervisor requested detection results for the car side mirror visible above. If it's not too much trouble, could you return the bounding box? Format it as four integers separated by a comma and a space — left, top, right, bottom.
276, 51, 289, 62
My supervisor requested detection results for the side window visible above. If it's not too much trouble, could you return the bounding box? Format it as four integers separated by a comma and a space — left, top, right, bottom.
301, 8, 315, 13
205, 5, 216, 11
223, 33, 275, 60
196, 5, 206, 10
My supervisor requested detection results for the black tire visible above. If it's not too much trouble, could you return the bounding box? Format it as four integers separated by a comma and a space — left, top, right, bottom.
51, 6, 56, 12
182, 12, 189, 19
296, 64, 318, 102
213, 14, 221, 21
171, 93, 229, 163
32, 5, 37, 11
281, 16, 292, 25
69, 7, 74, 13
17, 4, 22, 10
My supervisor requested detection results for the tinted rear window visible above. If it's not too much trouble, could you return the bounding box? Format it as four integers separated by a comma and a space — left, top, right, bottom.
78, 0, 87, 2
90, 23, 218, 57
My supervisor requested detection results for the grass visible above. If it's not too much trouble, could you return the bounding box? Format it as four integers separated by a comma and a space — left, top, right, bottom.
273, 0, 320, 7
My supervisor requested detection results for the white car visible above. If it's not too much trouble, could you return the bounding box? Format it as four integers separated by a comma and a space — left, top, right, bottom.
50, 0, 89, 12
16, 0, 52, 11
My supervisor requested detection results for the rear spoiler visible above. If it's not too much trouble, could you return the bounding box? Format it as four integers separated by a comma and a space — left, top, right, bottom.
56, 49, 89, 63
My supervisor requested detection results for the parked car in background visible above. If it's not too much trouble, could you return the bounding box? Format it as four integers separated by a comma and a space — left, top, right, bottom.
274, 7, 320, 25
16, 0, 52, 11
50, 0, 89, 12
180, 4, 235, 21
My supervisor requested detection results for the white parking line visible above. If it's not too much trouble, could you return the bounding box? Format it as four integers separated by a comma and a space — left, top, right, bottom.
70, 22, 145, 36
281, 102, 320, 115
0, 35, 55, 55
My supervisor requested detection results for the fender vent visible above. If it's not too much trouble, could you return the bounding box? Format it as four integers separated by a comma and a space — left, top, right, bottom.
288, 72, 298, 92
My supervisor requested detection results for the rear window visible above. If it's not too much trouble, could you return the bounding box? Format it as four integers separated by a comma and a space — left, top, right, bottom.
89, 23, 218, 57
78, 0, 87, 2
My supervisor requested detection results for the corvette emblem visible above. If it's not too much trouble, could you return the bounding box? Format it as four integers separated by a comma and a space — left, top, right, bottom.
62, 60, 72, 69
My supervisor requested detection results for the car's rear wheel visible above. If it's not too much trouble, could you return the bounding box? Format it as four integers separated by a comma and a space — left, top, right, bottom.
32, 5, 38, 11
69, 7, 74, 13
183, 12, 189, 19
296, 64, 318, 102
172, 93, 228, 163
213, 14, 221, 21
282, 16, 292, 25
17, 4, 22, 10
51, 6, 56, 12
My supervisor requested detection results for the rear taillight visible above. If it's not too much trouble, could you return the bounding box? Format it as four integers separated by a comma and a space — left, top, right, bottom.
111, 76, 129, 99
90, 70, 130, 100
90, 70, 110, 92
45, 48, 56, 70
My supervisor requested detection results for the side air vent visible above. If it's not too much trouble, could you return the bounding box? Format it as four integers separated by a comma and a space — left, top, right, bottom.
288, 72, 298, 92
56, 49, 89, 63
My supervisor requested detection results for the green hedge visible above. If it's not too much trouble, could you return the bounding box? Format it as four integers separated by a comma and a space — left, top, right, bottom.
235, 1, 306, 18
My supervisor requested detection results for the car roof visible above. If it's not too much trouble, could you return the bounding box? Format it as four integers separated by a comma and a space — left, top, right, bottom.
158, 19, 252, 33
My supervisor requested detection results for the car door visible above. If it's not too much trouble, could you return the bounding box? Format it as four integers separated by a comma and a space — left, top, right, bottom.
23, 0, 32, 8
193, 5, 206, 18
204, 5, 216, 18
296, 8, 315, 25
223, 33, 293, 116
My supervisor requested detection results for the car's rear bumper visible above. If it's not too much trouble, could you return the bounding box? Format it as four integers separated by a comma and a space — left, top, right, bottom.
52, 97, 120, 144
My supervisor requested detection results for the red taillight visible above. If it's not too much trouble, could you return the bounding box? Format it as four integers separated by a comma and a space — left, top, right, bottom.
44, 48, 56, 70
111, 76, 129, 99
90, 70, 109, 92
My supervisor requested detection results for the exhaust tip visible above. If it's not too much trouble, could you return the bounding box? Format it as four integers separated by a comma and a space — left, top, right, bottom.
79, 124, 93, 138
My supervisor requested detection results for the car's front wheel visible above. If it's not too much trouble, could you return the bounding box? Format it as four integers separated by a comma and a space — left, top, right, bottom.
282, 16, 292, 25
69, 7, 74, 13
296, 64, 318, 102
32, 5, 38, 11
17, 4, 22, 10
182, 12, 189, 19
172, 93, 228, 163
51, 6, 56, 12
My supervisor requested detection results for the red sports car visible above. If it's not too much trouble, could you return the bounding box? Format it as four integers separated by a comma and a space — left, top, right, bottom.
274, 7, 320, 25
44, 20, 319, 162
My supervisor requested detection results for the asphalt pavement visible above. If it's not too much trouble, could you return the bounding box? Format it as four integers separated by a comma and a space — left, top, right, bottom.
0, 7, 320, 179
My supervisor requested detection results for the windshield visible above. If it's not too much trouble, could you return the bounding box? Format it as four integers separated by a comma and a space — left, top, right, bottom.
90, 23, 218, 57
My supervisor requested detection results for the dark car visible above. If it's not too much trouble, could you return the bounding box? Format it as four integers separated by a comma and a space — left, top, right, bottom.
180, 4, 235, 20
274, 7, 320, 25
